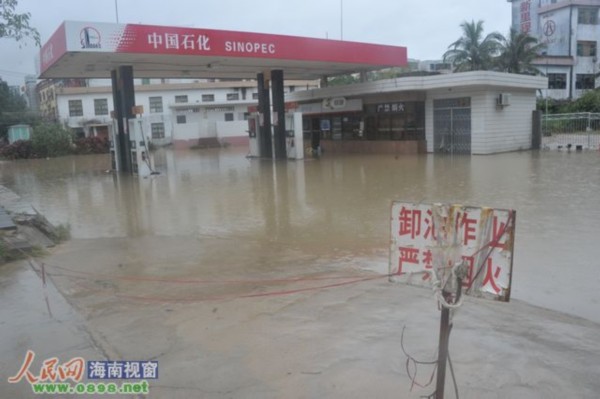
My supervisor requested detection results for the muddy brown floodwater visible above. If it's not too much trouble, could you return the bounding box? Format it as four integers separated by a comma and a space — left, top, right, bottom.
1, 148, 599, 322
2, 148, 600, 398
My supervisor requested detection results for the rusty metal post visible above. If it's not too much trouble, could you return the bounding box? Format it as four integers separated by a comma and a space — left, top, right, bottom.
435, 294, 451, 399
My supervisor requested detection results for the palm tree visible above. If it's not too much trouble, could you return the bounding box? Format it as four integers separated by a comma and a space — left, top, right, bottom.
443, 20, 503, 72
497, 28, 546, 74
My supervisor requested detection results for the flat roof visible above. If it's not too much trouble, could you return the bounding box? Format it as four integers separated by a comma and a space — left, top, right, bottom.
286, 71, 548, 102
39, 21, 408, 80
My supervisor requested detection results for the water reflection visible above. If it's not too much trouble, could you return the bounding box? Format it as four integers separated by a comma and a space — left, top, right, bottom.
1, 149, 599, 322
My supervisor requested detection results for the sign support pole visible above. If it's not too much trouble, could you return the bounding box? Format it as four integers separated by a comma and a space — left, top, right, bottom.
435, 302, 451, 399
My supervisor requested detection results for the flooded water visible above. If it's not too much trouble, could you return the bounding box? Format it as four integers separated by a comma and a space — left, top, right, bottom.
1, 148, 599, 323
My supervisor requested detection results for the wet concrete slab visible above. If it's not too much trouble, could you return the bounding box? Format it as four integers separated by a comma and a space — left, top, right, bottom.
0, 206, 16, 230
20, 236, 599, 399
0, 185, 36, 215
0, 261, 111, 398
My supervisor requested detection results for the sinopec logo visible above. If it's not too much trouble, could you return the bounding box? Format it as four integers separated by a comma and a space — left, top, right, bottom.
80, 27, 101, 49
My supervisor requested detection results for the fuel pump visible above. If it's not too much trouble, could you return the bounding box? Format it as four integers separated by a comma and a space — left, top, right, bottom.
128, 118, 154, 177
110, 117, 121, 171
285, 112, 304, 160
247, 115, 261, 157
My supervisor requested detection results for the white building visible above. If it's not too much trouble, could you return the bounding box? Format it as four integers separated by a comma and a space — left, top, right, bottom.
508, 0, 600, 99
54, 79, 317, 148
287, 71, 546, 155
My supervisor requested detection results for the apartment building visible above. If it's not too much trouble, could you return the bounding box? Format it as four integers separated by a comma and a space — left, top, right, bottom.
508, 0, 600, 99
44, 79, 318, 148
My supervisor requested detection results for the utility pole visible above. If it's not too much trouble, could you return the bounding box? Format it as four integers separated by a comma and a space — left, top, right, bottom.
340, 0, 343, 40
115, 0, 120, 23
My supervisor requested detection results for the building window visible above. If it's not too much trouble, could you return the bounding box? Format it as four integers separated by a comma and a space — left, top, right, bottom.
202, 94, 215, 102
577, 41, 597, 57
141, 78, 150, 85
252, 92, 259, 100
175, 95, 188, 103
548, 73, 567, 89
151, 122, 165, 139
226, 93, 239, 101
576, 74, 596, 89
94, 99, 108, 115
149, 96, 163, 113
176, 115, 187, 124
578, 7, 598, 25
68, 100, 83, 117
224, 113, 234, 121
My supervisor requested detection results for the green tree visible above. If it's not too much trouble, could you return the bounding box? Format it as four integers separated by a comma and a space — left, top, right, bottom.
327, 73, 360, 86
0, 79, 26, 111
0, 0, 40, 46
497, 28, 545, 74
443, 20, 503, 72
0, 79, 32, 140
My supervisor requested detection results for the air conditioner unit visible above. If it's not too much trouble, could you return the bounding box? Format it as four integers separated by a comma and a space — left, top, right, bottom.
497, 93, 511, 107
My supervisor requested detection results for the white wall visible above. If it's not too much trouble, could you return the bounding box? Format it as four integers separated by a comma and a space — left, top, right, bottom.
426, 88, 536, 154
57, 87, 256, 143
173, 119, 215, 141
57, 95, 113, 129
216, 121, 247, 139
479, 90, 536, 154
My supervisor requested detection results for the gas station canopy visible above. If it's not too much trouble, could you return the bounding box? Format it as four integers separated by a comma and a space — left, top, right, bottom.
39, 21, 408, 80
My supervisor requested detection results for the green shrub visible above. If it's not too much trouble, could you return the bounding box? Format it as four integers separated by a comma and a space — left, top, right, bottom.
541, 90, 600, 114
53, 223, 71, 242
31, 124, 73, 158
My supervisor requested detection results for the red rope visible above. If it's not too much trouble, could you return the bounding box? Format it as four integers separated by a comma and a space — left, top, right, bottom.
87, 275, 388, 303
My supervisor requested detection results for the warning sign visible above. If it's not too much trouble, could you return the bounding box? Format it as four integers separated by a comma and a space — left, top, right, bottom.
389, 202, 516, 302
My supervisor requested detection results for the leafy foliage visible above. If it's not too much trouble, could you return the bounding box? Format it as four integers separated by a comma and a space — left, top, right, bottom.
443, 20, 503, 72
562, 90, 600, 113
497, 28, 545, 74
0, 139, 34, 159
0, 79, 38, 139
327, 74, 360, 86
30, 124, 73, 158
0, 123, 111, 159
538, 90, 600, 114
443, 21, 544, 75
0, 0, 40, 46
0, 79, 25, 111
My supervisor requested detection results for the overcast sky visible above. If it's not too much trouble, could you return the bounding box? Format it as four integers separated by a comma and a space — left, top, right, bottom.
0, 0, 513, 86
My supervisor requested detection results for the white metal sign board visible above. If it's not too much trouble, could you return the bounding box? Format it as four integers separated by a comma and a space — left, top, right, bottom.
389, 202, 516, 302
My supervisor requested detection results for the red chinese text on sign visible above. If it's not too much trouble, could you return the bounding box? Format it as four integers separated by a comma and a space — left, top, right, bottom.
389, 202, 516, 302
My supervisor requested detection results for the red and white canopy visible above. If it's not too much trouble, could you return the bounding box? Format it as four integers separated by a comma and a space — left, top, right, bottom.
39, 21, 408, 80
